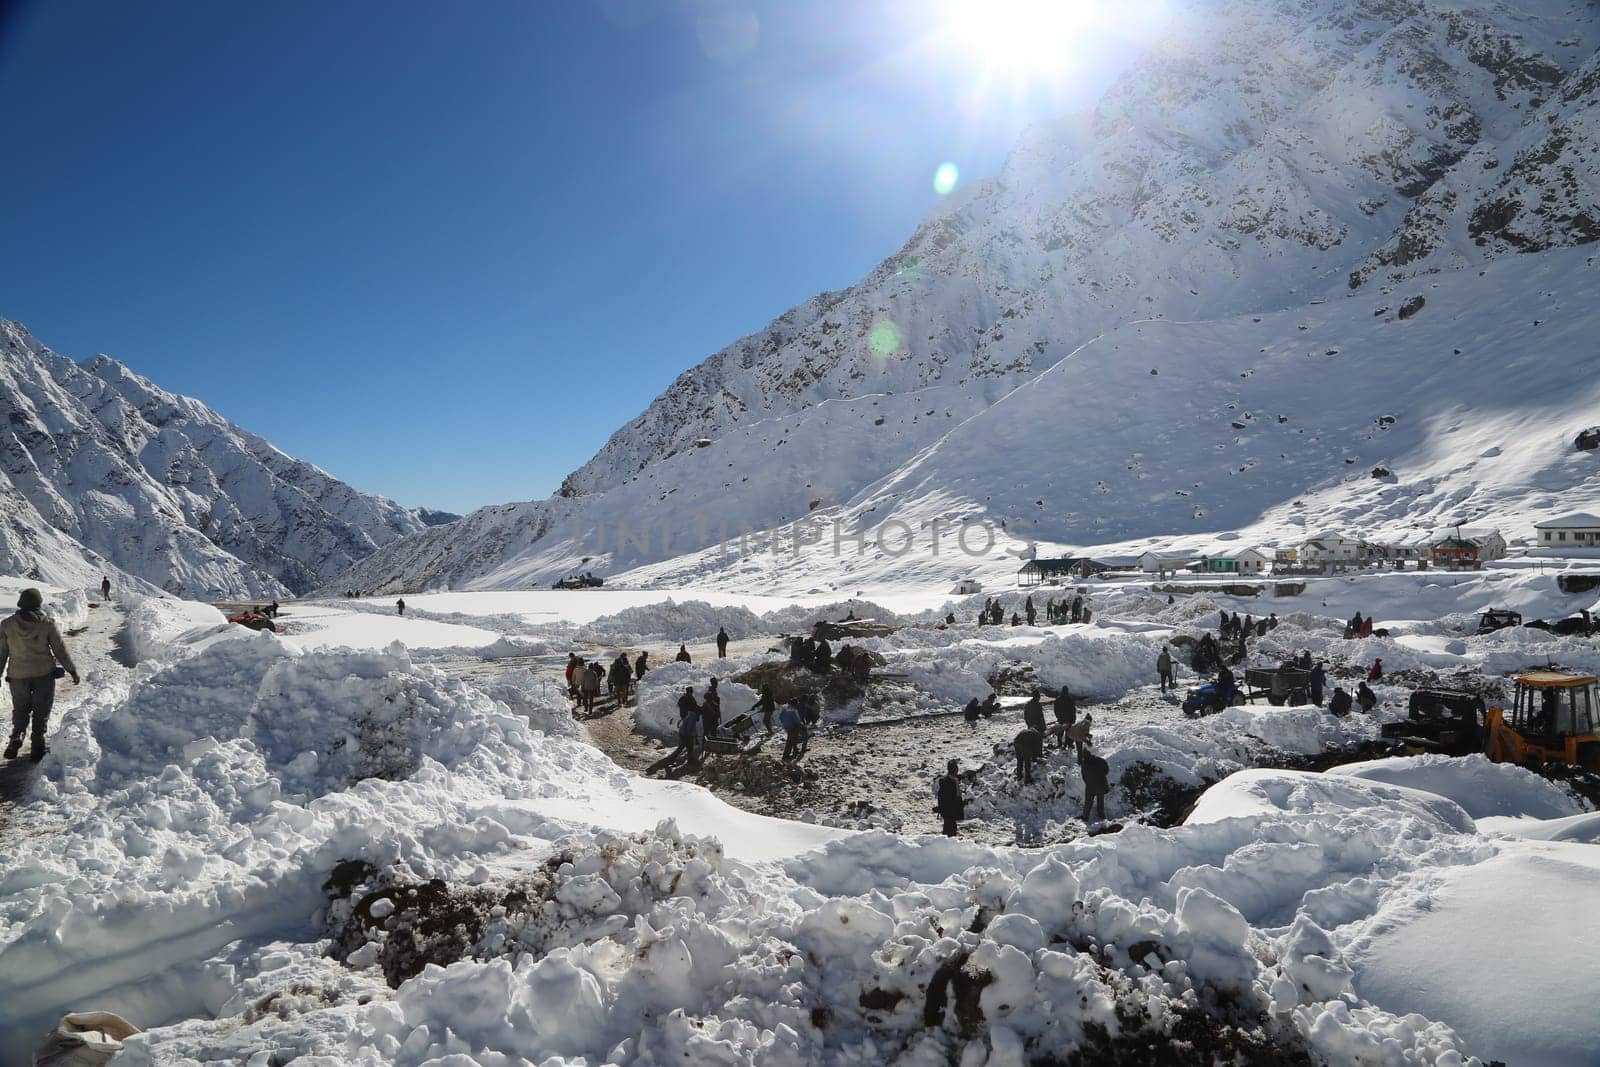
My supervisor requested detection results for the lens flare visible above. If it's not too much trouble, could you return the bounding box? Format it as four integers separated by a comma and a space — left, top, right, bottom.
869, 320, 903, 358
933, 162, 959, 196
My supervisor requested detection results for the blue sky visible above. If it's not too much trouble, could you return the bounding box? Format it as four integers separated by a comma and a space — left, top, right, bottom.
0, 0, 1158, 514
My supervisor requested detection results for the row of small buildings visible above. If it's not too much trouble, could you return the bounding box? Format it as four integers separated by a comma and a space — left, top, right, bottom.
1017, 517, 1600, 586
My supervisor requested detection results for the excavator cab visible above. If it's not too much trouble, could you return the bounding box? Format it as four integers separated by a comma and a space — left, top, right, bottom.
1485, 671, 1600, 770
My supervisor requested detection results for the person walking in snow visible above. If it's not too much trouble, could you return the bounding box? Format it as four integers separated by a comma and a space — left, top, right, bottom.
1065, 714, 1093, 761
1080, 748, 1110, 824
1157, 646, 1175, 693
1053, 685, 1077, 749
701, 679, 722, 737
580, 662, 602, 713
2, 588, 81, 761
1356, 681, 1378, 714
1366, 658, 1383, 683
963, 697, 981, 724
677, 686, 703, 758
609, 653, 633, 703
396, 598, 406, 617
752, 683, 777, 735
779, 702, 808, 761
1309, 662, 1326, 706
1014, 727, 1043, 784
935, 760, 964, 837
634, 650, 648, 679
565, 653, 582, 699
716, 627, 729, 658
100, 576, 111, 603
1022, 688, 1046, 735
675, 643, 692, 664
1024, 596, 1036, 626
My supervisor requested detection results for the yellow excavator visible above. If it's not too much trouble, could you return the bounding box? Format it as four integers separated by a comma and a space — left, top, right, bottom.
1484, 670, 1600, 770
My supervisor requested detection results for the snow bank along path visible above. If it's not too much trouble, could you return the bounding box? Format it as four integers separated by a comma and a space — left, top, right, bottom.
1, 589, 1597, 1064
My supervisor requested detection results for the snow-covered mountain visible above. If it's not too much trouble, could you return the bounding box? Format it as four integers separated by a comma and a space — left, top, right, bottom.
0, 318, 449, 597
333, 0, 1600, 595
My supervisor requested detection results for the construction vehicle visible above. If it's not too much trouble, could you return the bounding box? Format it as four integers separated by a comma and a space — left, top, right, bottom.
1484, 670, 1600, 770
1382, 689, 1485, 756
1474, 609, 1522, 634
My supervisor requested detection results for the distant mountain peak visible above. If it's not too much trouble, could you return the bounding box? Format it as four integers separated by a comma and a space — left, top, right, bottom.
0, 317, 437, 597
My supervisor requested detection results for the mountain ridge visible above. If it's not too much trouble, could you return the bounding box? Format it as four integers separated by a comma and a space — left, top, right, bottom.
0, 318, 452, 597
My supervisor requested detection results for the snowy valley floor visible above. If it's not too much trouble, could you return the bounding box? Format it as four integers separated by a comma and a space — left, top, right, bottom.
1, 568, 1598, 1065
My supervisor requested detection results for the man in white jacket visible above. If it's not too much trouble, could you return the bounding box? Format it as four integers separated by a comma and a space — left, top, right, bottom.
0, 588, 81, 761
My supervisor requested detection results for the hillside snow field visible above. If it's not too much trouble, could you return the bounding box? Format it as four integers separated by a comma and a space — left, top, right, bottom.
329, 0, 1600, 596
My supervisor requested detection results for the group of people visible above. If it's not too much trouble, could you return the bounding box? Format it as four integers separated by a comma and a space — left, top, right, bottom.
1218, 610, 1278, 639
940, 682, 1110, 833
1344, 612, 1376, 639
786, 633, 870, 679
566, 649, 650, 713
973, 593, 1089, 628
1045, 594, 1088, 626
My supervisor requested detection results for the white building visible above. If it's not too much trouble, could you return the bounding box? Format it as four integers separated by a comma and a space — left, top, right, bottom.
1139, 551, 1194, 577
1535, 513, 1600, 548
1300, 532, 1365, 563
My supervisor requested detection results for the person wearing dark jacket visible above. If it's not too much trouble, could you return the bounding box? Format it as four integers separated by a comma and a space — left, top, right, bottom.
676, 644, 692, 664
1022, 688, 1046, 735
980, 693, 1000, 718
1052, 686, 1077, 749
1, 588, 81, 761
751, 684, 777, 735
608, 654, 633, 702
1216, 664, 1235, 695
1329, 687, 1353, 716
1024, 596, 1036, 626
634, 651, 649, 678
935, 760, 964, 837
716, 627, 729, 658
1014, 727, 1044, 783
701, 679, 722, 736
813, 638, 833, 672
1071, 595, 1084, 623
100, 576, 112, 602
396, 598, 406, 617
1080, 749, 1110, 823
963, 697, 981, 724
1356, 681, 1378, 713
1309, 662, 1326, 706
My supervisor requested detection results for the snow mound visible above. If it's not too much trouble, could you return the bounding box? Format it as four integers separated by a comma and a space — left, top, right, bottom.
1186, 768, 1476, 834
1333, 754, 1585, 821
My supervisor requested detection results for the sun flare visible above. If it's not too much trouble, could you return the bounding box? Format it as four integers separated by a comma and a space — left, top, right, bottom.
944, 0, 1090, 77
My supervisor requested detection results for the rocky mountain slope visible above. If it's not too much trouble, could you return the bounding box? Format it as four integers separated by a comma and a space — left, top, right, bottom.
0, 319, 448, 597
334, 0, 1600, 595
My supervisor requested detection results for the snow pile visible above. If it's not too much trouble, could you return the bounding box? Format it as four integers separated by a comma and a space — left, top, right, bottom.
123, 596, 228, 663
575, 598, 767, 645
877, 625, 1167, 710
1332, 753, 1585, 821
632, 659, 762, 739
0, 577, 90, 631
5, 593, 1599, 1064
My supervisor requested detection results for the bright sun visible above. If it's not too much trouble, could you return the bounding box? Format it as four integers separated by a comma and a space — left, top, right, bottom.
945, 0, 1091, 77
